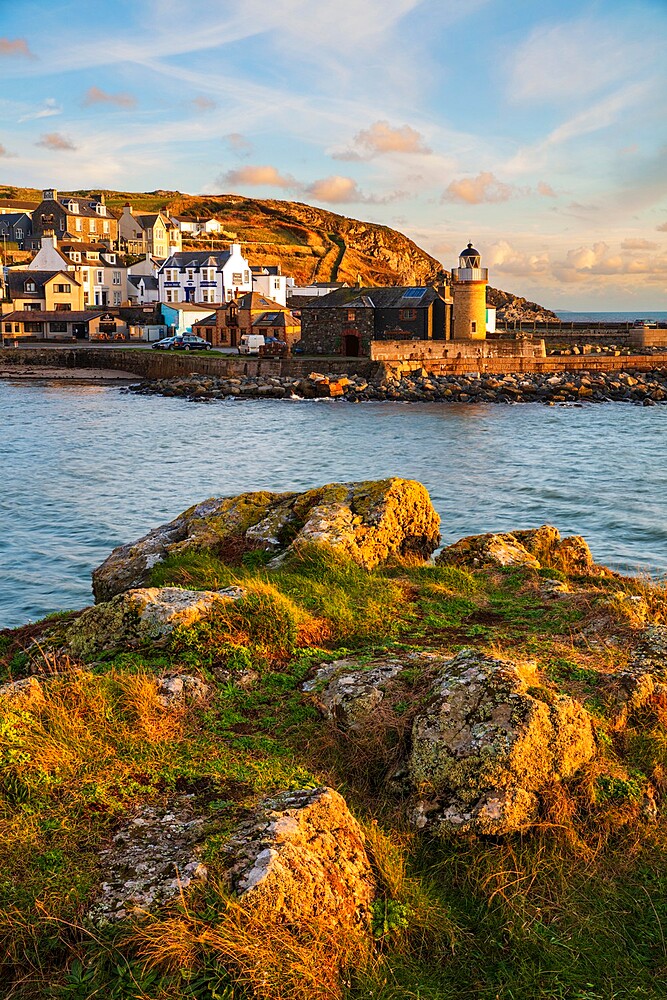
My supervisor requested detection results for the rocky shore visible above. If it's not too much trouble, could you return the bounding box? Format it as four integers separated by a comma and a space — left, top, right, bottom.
129, 366, 667, 405
3, 477, 667, 999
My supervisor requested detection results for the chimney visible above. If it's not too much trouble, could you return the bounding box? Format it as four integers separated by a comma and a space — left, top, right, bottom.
42, 233, 57, 249
95, 193, 105, 206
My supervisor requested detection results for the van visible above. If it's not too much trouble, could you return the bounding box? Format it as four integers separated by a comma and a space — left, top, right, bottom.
238, 334, 266, 355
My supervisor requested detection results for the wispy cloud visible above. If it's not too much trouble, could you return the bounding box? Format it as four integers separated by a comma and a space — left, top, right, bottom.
18, 97, 61, 122
36, 132, 76, 151
537, 181, 556, 198
333, 120, 431, 160
83, 86, 136, 108
621, 238, 658, 251
0, 37, 34, 59
192, 95, 217, 111
0, 143, 15, 157
224, 132, 253, 157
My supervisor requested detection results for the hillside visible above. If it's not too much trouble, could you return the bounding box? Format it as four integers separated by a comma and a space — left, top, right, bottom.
0, 184, 557, 318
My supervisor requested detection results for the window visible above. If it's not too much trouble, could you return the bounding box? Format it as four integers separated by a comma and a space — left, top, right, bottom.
96, 271, 103, 285
103, 221, 109, 234
59, 218, 66, 231
89, 220, 97, 233
112, 271, 121, 285
25, 281, 36, 292
49, 321, 68, 333
4, 323, 11, 333
471, 321, 477, 333
113, 291, 121, 306
54, 283, 72, 293
347, 310, 356, 322
75, 218, 82, 232
243, 270, 250, 283
187, 270, 194, 281
24, 303, 40, 311
16, 228, 22, 240
25, 322, 43, 333
54, 303, 71, 311
71, 252, 80, 262
399, 308, 416, 321
273, 278, 280, 289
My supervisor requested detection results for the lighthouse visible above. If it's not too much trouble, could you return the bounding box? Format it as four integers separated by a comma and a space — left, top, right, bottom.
451, 242, 488, 340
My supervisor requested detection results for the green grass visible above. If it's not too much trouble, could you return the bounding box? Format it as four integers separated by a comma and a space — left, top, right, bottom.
2, 549, 667, 998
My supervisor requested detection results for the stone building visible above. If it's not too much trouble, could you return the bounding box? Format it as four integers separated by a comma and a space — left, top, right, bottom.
192, 292, 300, 349
298, 284, 452, 357
451, 243, 488, 341
29, 189, 118, 249
118, 206, 182, 258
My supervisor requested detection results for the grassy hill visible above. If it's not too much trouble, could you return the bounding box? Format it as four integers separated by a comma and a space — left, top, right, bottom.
0, 184, 556, 317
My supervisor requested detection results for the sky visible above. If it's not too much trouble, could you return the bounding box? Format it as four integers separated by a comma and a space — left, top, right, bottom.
0, 0, 666, 310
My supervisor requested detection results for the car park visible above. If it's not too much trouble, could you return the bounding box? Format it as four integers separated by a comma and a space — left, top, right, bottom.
152, 335, 212, 351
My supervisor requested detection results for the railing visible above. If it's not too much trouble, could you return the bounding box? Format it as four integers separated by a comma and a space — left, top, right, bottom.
451, 267, 488, 281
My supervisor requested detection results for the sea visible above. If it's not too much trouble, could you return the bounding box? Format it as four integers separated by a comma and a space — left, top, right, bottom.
1, 378, 667, 630
554, 311, 667, 324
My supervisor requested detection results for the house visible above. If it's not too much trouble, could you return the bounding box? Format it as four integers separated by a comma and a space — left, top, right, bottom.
157, 245, 252, 305
160, 302, 221, 337
29, 189, 118, 248
191, 292, 300, 348
170, 215, 224, 236
0, 199, 38, 216
298, 285, 452, 356
0, 212, 32, 248
251, 265, 287, 307
2, 309, 128, 341
128, 274, 160, 305
119, 206, 182, 258
4, 269, 85, 313
23, 235, 129, 307
287, 281, 349, 300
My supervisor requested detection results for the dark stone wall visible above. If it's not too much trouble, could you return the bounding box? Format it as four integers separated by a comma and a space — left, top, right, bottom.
299, 307, 374, 355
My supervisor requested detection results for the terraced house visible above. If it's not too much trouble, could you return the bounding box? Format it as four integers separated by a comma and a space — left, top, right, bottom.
119, 205, 182, 258
29, 189, 118, 249
156, 245, 252, 304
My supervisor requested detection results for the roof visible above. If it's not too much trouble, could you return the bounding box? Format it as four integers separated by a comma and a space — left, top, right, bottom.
3, 310, 101, 322
460, 243, 480, 259
128, 274, 158, 290
159, 250, 233, 271
191, 313, 217, 326
0, 212, 32, 226
161, 301, 215, 312
7, 269, 81, 294
0, 200, 38, 211
300, 286, 441, 310
171, 215, 198, 223
251, 265, 281, 276
60, 241, 106, 252
252, 311, 300, 328
49, 197, 114, 220
234, 291, 287, 311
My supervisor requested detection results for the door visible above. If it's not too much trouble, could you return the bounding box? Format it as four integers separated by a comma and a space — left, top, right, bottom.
342, 330, 360, 356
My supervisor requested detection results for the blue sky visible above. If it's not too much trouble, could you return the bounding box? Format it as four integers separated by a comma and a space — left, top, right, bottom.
1, 0, 666, 309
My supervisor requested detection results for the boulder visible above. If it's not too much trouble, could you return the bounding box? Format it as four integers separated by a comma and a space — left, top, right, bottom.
66, 585, 245, 658
87, 797, 208, 926
156, 673, 210, 707
0, 676, 43, 703
437, 524, 600, 576
223, 787, 375, 932
303, 657, 406, 730
92, 479, 441, 601
408, 650, 596, 835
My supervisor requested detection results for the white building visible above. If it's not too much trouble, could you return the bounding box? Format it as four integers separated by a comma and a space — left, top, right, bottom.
170, 215, 224, 236
251, 265, 287, 307
156, 245, 252, 304
23, 234, 129, 306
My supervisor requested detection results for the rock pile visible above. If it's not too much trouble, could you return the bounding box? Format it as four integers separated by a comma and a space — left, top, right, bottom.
437, 524, 602, 576
130, 368, 667, 405
92, 478, 440, 601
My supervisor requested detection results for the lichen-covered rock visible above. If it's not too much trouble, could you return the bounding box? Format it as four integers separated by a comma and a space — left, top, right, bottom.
408, 650, 596, 835
437, 524, 600, 576
87, 797, 208, 926
223, 787, 375, 932
612, 626, 667, 727
0, 676, 43, 703
92, 479, 440, 601
303, 657, 406, 730
157, 674, 210, 707
66, 586, 245, 658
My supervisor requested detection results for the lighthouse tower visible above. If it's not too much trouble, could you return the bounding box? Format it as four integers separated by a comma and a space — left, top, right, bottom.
451, 242, 488, 341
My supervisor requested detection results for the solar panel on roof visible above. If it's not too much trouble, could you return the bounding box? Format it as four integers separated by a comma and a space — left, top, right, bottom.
401, 287, 426, 300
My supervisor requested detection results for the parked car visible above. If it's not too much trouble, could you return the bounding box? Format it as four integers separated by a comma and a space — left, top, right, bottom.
152, 335, 212, 351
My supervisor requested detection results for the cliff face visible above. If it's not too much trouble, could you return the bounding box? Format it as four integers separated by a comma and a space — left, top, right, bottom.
1, 184, 556, 318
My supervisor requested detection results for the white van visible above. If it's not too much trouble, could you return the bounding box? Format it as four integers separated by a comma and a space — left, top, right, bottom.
238, 334, 266, 355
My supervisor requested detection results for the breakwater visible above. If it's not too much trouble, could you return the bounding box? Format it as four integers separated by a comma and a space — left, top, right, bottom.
131, 367, 667, 405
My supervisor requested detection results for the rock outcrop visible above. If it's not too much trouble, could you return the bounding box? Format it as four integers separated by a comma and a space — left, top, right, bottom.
437, 524, 600, 576
309, 649, 596, 836
92, 479, 440, 602
223, 787, 375, 932
66, 585, 245, 658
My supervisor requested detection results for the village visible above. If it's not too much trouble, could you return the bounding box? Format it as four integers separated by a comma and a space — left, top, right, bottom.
0, 185, 562, 363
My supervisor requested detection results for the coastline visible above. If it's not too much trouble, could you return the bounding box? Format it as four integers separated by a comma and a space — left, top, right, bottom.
0, 364, 138, 382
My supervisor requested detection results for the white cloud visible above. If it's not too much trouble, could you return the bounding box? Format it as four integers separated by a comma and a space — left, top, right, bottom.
220, 164, 295, 188
621, 238, 658, 251
18, 97, 61, 122
333, 120, 431, 160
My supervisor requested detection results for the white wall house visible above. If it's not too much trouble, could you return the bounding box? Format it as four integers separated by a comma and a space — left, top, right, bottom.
251, 265, 287, 307
157, 245, 252, 304
170, 216, 224, 235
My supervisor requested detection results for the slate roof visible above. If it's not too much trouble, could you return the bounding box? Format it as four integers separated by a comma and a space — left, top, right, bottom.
234, 291, 286, 311
300, 286, 441, 309
252, 311, 300, 328
7, 269, 81, 296
158, 250, 233, 271
191, 313, 217, 326
0, 200, 38, 211
128, 274, 159, 290
55, 198, 112, 219
0, 212, 32, 228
